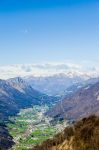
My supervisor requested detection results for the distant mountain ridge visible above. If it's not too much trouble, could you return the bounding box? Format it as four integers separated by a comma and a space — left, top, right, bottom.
25, 73, 99, 97
24, 73, 86, 96
1, 63, 99, 79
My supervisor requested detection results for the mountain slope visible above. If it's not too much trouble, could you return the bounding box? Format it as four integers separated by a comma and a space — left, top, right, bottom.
0, 77, 57, 149
0, 79, 20, 121
0, 77, 57, 121
8, 77, 58, 105
46, 81, 99, 121
0, 124, 14, 150
31, 115, 99, 150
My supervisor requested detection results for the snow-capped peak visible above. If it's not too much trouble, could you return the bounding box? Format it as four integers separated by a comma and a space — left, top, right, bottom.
0, 63, 99, 79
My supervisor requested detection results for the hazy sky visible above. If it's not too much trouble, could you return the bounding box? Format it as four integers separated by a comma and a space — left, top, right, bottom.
0, 0, 99, 65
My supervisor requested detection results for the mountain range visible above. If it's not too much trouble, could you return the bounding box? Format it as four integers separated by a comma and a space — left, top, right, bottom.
1, 63, 99, 80
1, 74, 99, 149
24, 74, 86, 96
0, 75, 99, 122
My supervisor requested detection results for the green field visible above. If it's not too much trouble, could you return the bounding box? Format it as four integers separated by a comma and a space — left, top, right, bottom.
7, 106, 59, 150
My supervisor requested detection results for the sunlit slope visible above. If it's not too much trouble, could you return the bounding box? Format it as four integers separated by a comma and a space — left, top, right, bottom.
31, 115, 99, 150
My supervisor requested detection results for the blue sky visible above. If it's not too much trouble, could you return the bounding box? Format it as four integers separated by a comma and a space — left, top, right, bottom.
0, 0, 99, 65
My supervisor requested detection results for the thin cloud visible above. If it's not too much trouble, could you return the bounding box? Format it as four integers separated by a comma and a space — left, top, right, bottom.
21, 29, 29, 34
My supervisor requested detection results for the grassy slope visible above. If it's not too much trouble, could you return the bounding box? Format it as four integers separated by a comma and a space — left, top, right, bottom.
31, 115, 99, 150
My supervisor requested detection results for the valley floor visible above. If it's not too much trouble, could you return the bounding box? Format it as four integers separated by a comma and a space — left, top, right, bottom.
7, 105, 68, 150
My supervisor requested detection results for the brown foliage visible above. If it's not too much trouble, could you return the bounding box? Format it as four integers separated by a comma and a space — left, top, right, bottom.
30, 115, 99, 150
73, 115, 99, 150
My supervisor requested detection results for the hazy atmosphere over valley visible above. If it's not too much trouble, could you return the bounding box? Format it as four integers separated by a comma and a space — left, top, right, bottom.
0, 0, 99, 150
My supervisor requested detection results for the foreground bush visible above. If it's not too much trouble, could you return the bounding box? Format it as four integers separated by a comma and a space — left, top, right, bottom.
30, 115, 99, 150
